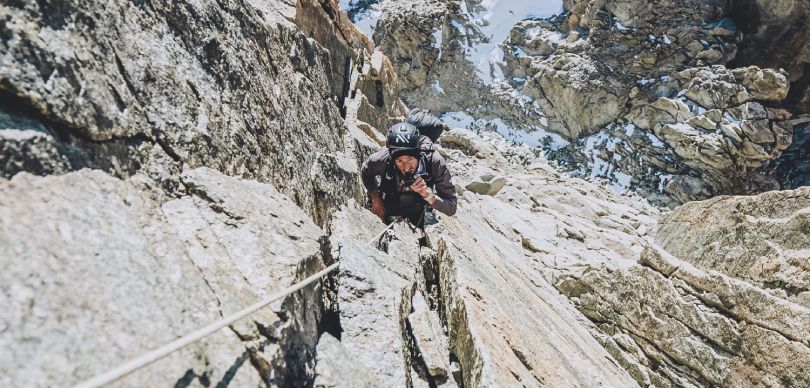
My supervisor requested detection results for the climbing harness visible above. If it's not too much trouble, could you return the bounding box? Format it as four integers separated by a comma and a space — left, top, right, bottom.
73, 220, 399, 388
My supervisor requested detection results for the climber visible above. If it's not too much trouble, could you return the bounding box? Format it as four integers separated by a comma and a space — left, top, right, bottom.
361, 122, 457, 227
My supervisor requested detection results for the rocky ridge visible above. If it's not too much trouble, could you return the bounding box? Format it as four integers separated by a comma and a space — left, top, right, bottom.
317, 127, 810, 387
436, 129, 810, 387
356, 0, 809, 206
1, 0, 402, 385
2, 0, 810, 387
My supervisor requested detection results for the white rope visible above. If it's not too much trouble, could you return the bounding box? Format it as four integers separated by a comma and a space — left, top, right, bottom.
74, 220, 397, 388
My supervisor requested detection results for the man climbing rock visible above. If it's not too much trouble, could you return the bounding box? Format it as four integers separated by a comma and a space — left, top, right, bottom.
361, 122, 457, 227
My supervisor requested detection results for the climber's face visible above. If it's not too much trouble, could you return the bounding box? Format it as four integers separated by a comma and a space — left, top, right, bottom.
394, 155, 418, 175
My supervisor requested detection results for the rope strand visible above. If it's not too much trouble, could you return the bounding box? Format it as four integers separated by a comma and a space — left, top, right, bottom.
73, 221, 397, 388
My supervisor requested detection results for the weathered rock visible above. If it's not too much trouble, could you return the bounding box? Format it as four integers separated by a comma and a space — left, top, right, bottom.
498, 0, 794, 204
627, 97, 694, 131
556, 243, 810, 387
430, 129, 653, 387
525, 53, 627, 139
408, 292, 451, 378
656, 187, 810, 308
0, 129, 69, 177
729, 0, 810, 113
433, 219, 641, 386
331, 236, 413, 387
676, 66, 787, 109
558, 64, 792, 205
361, 0, 556, 135
327, 202, 449, 387
464, 173, 506, 196
0, 168, 325, 387
373, 0, 453, 93
314, 333, 378, 388
0, 0, 404, 221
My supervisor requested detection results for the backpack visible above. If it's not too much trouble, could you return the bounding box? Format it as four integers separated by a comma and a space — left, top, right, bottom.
407, 108, 446, 142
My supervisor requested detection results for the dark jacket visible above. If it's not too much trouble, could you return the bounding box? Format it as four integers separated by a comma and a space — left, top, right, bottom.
361, 142, 457, 223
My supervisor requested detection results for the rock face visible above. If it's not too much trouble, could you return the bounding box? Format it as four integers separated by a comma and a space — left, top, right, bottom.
0, 168, 325, 386
359, 0, 555, 135
355, 0, 802, 205
524, 53, 625, 139
623, 66, 791, 203
322, 170, 639, 387
436, 128, 810, 387
520, 0, 796, 204
0, 0, 406, 385
0, 0, 405, 220
560, 244, 810, 387
327, 207, 421, 386
655, 187, 810, 308
313, 333, 378, 388
729, 0, 810, 113
5, 0, 810, 387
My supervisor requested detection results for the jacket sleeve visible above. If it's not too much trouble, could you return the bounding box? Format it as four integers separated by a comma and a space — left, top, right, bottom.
429, 152, 457, 216
361, 148, 390, 193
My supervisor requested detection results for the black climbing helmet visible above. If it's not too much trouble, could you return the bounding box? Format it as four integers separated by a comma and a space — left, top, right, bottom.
387, 122, 421, 159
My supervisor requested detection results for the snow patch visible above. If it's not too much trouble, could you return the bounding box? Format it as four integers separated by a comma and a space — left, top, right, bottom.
577, 131, 634, 193
1, 129, 47, 141
646, 132, 667, 148
350, 6, 383, 38
723, 112, 742, 125
657, 173, 674, 192
433, 26, 443, 49
526, 27, 542, 39
432, 80, 445, 94
624, 123, 636, 137
684, 99, 707, 115
441, 111, 569, 151
461, 0, 562, 83
613, 171, 633, 192
512, 46, 528, 57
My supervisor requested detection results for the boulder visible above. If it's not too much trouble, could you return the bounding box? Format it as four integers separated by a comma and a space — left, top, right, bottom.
525, 53, 627, 139
464, 174, 506, 196
676, 66, 788, 109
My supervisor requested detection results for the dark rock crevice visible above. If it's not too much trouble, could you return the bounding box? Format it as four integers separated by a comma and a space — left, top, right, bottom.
433, 239, 480, 388
317, 235, 343, 341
